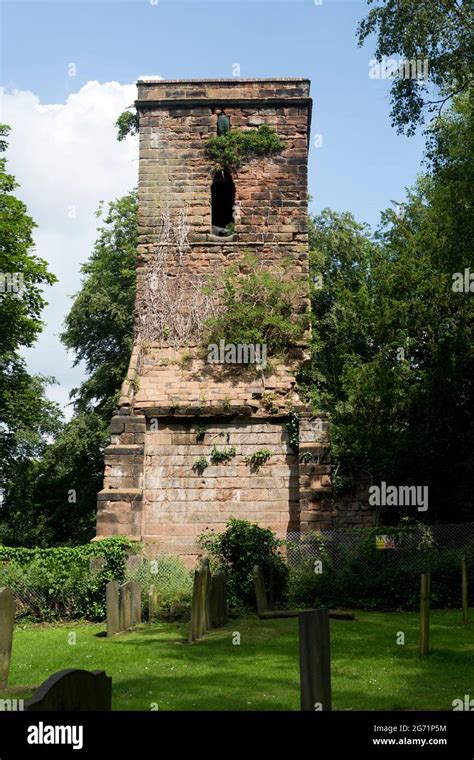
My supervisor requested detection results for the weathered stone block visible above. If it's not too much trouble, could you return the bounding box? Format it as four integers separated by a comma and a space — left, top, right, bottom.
119, 582, 133, 631
148, 584, 159, 622
210, 570, 228, 628
106, 581, 120, 637
25, 669, 112, 711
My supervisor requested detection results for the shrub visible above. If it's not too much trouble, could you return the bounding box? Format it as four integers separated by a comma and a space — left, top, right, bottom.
205, 124, 285, 171
287, 538, 474, 612
203, 253, 309, 359
0, 536, 138, 622
198, 518, 288, 610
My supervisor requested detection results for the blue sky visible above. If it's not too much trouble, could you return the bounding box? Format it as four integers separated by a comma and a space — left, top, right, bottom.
2, 0, 426, 227
1, 0, 427, 414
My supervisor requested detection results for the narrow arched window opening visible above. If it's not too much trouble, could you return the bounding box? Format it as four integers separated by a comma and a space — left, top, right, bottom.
211, 170, 235, 236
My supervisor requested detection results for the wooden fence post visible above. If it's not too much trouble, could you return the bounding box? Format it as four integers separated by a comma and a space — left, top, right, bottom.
419, 572, 431, 657
0, 587, 15, 689
462, 557, 469, 624
298, 609, 332, 711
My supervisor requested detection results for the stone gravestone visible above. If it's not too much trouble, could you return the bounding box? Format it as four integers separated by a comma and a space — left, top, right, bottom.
299, 609, 332, 711
200, 558, 211, 633
252, 565, 269, 616
0, 587, 15, 689
130, 581, 142, 625
106, 581, 120, 638
189, 564, 205, 643
89, 556, 106, 576
25, 669, 112, 711
119, 582, 133, 631
189, 558, 213, 642
210, 570, 228, 628
148, 584, 159, 622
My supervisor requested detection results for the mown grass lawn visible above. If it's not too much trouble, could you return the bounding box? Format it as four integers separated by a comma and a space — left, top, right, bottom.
2, 609, 473, 711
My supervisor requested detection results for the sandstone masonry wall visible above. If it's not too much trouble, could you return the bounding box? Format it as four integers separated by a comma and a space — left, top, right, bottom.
95, 79, 377, 557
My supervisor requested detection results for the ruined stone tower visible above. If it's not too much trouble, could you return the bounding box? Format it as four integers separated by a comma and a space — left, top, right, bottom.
96, 79, 332, 561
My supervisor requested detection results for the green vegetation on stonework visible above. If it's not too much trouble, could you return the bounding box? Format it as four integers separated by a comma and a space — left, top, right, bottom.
195, 425, 207, 443
286, 410, 300, 453
209, 446, 236, 465
192, 456, 208, 475
205, 124, 285, 171
243, 449, 273, 473
3, 610, 473, 710
203, 252, 308, 357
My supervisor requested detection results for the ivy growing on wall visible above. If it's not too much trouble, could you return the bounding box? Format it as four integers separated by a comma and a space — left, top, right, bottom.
287, 411, 299, 453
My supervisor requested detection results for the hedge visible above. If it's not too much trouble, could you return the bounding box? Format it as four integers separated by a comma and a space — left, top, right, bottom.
0, 537, 138, 622
287, 546, 474, 612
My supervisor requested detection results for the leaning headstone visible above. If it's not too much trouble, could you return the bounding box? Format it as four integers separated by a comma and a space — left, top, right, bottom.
25, 669, 112, 711
0, 587, 15, 689
106, 581, 120, 637
148, 584, 159, 622
299, 609, 332, 711
89, 556, 106, 576
210, 570, 228, 627
119, 582, 133, 631
130, 581, 142, 625
253, 565, 269, 616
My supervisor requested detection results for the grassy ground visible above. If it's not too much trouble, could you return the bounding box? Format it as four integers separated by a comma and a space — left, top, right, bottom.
2, 609, 473, 711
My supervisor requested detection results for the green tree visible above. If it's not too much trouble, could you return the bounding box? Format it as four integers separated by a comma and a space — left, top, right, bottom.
2, 191, 138, 546
1, 411, 108, 547
304, 95, 473, 520
358, 0, 472, 134
0, 124, 60, 502
0, 124, 57, 355
61, 190, 137, 419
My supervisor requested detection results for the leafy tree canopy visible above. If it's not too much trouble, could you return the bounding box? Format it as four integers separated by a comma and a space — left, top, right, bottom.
358, 0, 473, 134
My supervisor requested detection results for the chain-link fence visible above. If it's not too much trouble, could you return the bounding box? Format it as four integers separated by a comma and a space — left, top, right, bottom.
285, 523, 474, 572
1, 523, 473, 620
124, 554, 193, 619
0, 552, 194, 623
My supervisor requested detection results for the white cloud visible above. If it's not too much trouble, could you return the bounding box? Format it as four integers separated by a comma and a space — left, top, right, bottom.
1, 81, 139, 419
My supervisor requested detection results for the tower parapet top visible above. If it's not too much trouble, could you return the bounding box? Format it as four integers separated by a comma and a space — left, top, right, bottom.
136, 77, 311, 109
